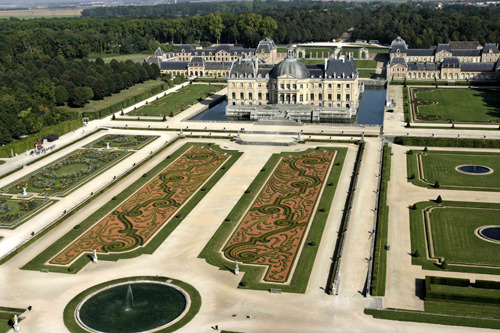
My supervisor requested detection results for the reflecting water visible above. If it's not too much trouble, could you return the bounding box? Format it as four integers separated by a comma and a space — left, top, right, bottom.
191, 88, 386, 125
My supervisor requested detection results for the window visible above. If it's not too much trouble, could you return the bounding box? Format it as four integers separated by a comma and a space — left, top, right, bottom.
346, 84, 350, 88
249, 83, 252, 88
319, 93, 322, 101
293, 84, 297, 90
310, 93, 314, 101
337, 84, 341, 89
266, 93, 269, 100
328, 84, 332, 88
337, 94, 341, 101
280, 84, 284, 89
300, 95, 303, 102
240, 92, 244, 99
346, 94, 350, 101
319, 84, 322, 88
249, 93, 253, 100
300, 84, 303, 89
258, 83, 262, 88
240, 83, 243, 88
258, 93, 262, 100
232, 92, 236, 99
287, 84, 290, 89
328, 94, 332, 101
232, 83, 235, 87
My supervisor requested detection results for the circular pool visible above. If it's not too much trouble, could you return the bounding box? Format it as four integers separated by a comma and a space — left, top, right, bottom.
476, 226, 500, 244
77, 281, 188, 333
456, 165, 493, 175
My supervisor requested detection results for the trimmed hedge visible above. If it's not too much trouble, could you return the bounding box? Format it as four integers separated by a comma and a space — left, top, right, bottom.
425, 276, 500, 306
394, 136, 500, 148
371, 144, 391, 296
0, 119, 82, 158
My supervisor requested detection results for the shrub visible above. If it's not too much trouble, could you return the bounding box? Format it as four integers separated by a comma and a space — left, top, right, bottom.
142, 173, 147, 177
413, 250, 420, 258
0, 203, 12, 214
423, 147, 428, 152
162, 115, 167, 122
111, 114, 116, 120
308, 241, 317, 246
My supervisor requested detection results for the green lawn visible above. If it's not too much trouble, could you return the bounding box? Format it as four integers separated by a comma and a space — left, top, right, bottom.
300, 59, 324, 65
410, 201, 500, 274
88, 53, 150, 63
415, 88, 500, 123
0, 161, 5, 165
84, 135, 158, 150
358, 69, 377, 78
4, 149, 130, 197
407, 150, 500, 191
354, 59, 378, 68
128, 84, 220, 117
70, 79, 165, 114
199, 147, 347, 293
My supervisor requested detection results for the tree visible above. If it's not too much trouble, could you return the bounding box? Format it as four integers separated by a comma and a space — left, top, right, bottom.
70, 86, 94, 107
54, 85, 69, 106
207, 12, 224, 43
260, 16, 278, 38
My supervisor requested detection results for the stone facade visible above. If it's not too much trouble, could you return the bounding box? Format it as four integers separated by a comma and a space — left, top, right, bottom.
226, 47, 361, 122
387, 37, 500, 81
143, 39, 278, 78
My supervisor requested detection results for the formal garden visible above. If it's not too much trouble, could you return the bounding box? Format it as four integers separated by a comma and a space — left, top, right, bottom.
84, 134, 157, 150
199, 147, 347, 293
23, 143, 241, 273
128, 84, 220, 117
409, 200, 500, 275
3, 149, 131, 197
407, 149, 500, 191
410, 87, 500, 123
0, 196, 54, 229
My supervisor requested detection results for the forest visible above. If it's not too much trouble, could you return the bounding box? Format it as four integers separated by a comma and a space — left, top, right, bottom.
0, 2, 498, 145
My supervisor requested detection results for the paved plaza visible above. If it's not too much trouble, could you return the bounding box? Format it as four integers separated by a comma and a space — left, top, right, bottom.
0, 83, 499, 332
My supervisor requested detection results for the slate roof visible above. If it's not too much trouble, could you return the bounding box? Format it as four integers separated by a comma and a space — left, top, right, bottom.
483, 43, 500, 54
161, 62, 188, 70
452, 49, 481, 57
441, 57, 460, 68
178, 44, 192, 53
154, 47, 164, 57
324, 58, 358, 79
257, 38, 277, 53
389, 36, 408, 53
461, 62, 496, 72
205, 62, 232, 70
407, 49, 434, 56
436, 44, 452, 53
407, 62, 437, 71
189, 56, 205, 67
389, 58, 407, 66
229, 59, 257, 78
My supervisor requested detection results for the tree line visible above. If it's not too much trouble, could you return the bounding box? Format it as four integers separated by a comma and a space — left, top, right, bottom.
0, 56, 160, 144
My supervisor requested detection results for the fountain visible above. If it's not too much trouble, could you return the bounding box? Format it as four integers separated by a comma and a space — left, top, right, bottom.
456, 165, 493, 175
125, 285, 135, 311
17, 187, 32, 198
77, 282, 188, 333
477, 226, 500, 244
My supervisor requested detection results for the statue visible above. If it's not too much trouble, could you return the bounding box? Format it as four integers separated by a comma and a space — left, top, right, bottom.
106, 142, 110, 150
13, 314, 20, 332
234, 260, 239, 276
22, 188, 27, 196
93, 249, 98, 263
297, 132, 301, 141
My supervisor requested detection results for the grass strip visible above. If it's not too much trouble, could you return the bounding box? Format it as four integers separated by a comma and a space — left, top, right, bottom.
370, 144, 391, 296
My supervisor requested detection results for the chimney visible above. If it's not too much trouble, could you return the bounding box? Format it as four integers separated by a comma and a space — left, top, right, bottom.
255, 58, 259, 73
239, 57, 242, 64
324, 58, 328, 72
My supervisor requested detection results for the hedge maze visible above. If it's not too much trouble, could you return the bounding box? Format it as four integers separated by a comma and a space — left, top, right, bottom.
407, 150, 500, 191
409, 201, 500, 275
23, 143, 241, 273
200, 147, 347, 292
